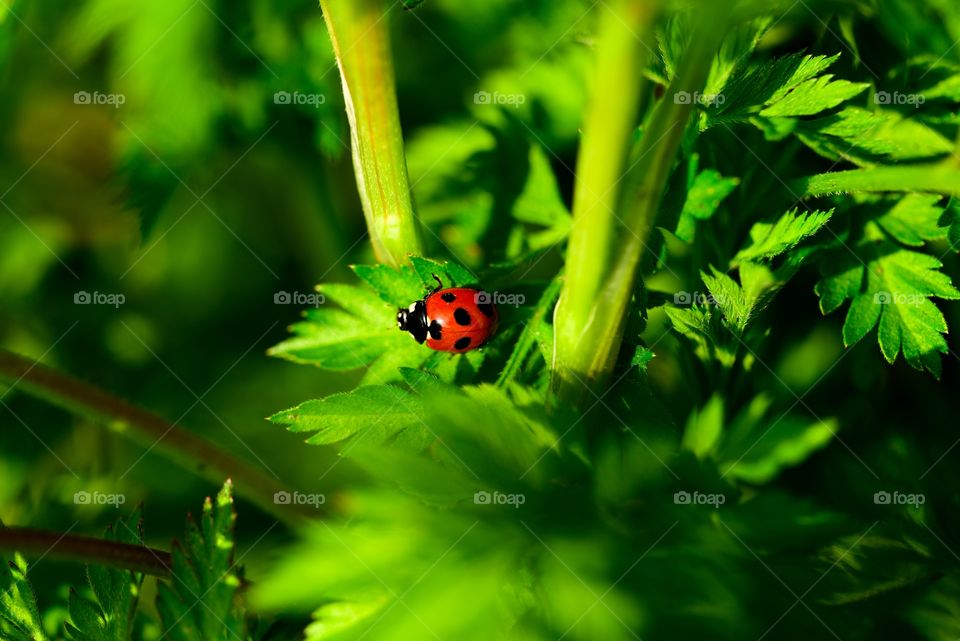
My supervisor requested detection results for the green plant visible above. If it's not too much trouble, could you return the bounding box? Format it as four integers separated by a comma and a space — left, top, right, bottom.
1, 483, 245, 641
4, 0, 960, 640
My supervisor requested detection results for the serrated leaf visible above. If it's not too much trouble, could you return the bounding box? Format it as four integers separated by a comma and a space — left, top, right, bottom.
733, 208, 833, 264
0, 546, 47, 641
707, 53, 846, 125
270, 384, 428, 448
350, 264, 424, 308
700, 267, 751, 334
816, 242, 960, 377
268, 281, 428, 385
703, 17, 772, 97
876, 195, 947, 246
157, 481, 244, 641
65, 511, 145, 641
795, 107, 955, 165
759, 75, 868, 117
664, 304, 737, 367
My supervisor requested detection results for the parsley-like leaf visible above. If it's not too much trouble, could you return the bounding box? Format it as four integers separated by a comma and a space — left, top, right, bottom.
816, 240, 960, 377
732, 208, 833, 264
156, 481, 245, 641
758, 75, 868, 118
269, 258, 478, 384
0, 545, 46, 641
65, 511, 145, 641
875, 194, 948, 247
269, 374, 433, 450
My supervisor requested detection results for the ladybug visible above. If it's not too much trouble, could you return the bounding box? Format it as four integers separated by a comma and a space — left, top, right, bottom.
397, 275, 498, 352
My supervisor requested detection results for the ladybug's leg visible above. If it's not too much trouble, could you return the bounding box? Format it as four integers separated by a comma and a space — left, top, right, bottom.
429, 273, 444, 293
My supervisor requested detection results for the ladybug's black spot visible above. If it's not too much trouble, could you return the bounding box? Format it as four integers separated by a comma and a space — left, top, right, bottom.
441, 292, 457, 303
477, 303, 495, 318
454, 337, 472, 351
428, 320, 443, 340
453, 308, 472, 326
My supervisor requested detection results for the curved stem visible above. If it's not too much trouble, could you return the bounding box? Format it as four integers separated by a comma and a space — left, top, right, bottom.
0, 349, 321, 526
320, 0, 423, 266
0, 527, 171, 577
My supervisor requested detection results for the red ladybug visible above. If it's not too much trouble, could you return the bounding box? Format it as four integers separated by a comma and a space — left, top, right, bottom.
397, 276, 498, 352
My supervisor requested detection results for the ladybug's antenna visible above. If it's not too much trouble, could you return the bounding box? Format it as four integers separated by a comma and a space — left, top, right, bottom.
430, 274, 444, 292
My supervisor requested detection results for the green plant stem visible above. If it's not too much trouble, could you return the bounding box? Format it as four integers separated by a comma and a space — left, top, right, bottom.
552, 1, 731, 406
0, 349, 320, 526
320, 0, 422, 266
0, 526, 171, 577
795, 159, 960, 197
551, 0, 658, 407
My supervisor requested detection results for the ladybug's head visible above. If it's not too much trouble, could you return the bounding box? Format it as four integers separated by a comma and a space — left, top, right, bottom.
396, 307, 410, 331
397, 300, 428, 344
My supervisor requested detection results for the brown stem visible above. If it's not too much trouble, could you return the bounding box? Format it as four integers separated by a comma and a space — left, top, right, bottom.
0, 527, 171, 577
0, 349, 322, 525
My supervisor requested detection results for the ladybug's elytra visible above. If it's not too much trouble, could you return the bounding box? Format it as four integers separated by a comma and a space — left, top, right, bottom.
397, 275, 498, 352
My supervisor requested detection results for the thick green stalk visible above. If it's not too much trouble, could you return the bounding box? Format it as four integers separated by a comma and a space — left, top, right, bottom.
0, 349, 320, 526
551, 0, 657, 406
552, 1, 731, 406
320, 0, 422, 266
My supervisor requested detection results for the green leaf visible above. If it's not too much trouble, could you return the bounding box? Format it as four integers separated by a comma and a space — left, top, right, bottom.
940, 198, 960, 251
408, 256, 477, 289
816, 241, 960, 377
708, 53, 850, 125
794, 107, 955, 165
350, 264, 425, 308
875, 195, 948, 247
268, 280, 428, 385
796, 162, 960, 198
664, 304, 737, 367
305, 598, 389, 641
65, 511, 145, 641
270, 384, 429, 449
700, 267, 751, 334
702, 17, 772, 97
733, 208, 833, 264
0, 545, 46, 641
719, 414, 837, 484
156, 481, 245, 641
759, 75, 868, 117
675, 168, 739, 242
